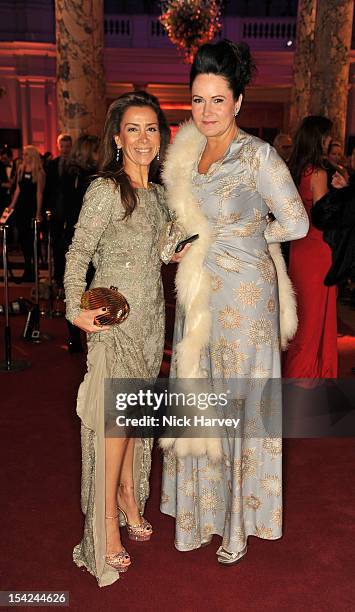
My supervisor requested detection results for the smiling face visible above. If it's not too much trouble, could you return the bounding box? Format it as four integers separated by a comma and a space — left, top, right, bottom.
114, 106, 160, 171
191, 74, 242, 138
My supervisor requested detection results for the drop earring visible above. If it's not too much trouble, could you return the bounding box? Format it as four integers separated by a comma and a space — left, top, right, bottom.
234, 108, 239, 117
116, 145, 121, 162
156, 149, 160, 161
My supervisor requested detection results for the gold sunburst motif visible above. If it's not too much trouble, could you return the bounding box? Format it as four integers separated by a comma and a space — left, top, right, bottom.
243, 417, 263, 438
233, 209, 264, 238
256, 252, 276, 284
267, 298, 276, 313
247, 317, 273, 346
233, 447, 260, 482
218, 305, 243, 329
238, 140, 261, 174
272, 506, 282, 527
202, 523, 214, 540
233, 223, 254, 238
267, 158, 292, 188
263, 437, 282, 458
265, 218, 289, 241
177, 510, 196, 533
211, 274, 223, 292
250, 363, 270, 378
245, 493, 262, 510
256, 524, 274, 539
215, 251, 242, 273
210, 336, 249, 377
199, 462, 222, 483
282, 196, 308, 221
217, 211, 242, 226
261, 473, 282, 497
234, 281, 262, 308
199, 487, 224, 515
215, 175, 243, 202
178, 478, 196, 498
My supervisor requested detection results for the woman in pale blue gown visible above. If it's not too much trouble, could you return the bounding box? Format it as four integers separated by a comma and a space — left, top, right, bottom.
160, 41, 309, 564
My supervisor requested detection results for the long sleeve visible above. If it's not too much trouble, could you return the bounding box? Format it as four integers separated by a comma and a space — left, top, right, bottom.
154, 184, 185, 264
64, 178, 115, 323
256, 144, 309, 243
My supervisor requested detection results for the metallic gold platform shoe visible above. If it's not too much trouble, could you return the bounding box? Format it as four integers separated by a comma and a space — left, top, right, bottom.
117, 506, 153, 542
105, 513, 131, 573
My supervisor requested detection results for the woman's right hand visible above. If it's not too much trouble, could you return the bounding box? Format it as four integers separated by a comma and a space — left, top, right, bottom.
73, 307, 110, 333
332, 171, 349, 189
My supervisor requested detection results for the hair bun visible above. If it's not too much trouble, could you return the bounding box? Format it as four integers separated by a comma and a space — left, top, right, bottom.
190, 39, 256, 98
224, 40, 256, 89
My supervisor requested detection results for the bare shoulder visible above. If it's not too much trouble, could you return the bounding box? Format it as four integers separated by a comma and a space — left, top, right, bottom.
311, 167, 328, 202
312, 167, 327, 178
311, 167, 328, 186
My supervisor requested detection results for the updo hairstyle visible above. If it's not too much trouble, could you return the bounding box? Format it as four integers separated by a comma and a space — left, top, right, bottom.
189, 39, 256, 99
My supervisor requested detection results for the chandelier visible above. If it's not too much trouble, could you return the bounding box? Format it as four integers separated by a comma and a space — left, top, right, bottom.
159, 0, 222, 64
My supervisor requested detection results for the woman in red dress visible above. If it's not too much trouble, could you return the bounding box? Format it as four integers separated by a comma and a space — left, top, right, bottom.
284, 116, 338, 379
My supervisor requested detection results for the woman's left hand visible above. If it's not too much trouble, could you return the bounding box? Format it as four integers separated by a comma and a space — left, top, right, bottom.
170, 243, 191, 263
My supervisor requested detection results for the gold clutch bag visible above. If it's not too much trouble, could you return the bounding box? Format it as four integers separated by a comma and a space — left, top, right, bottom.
80, 286, 130, 326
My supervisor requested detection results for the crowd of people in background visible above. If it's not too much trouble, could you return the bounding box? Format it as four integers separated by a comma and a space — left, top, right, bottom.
0, 119, 355, 367
0, 134, 100, 287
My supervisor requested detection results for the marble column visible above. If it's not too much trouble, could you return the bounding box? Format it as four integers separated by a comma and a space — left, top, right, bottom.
310, 0, 354, 144
55, 0, 106, 139
289, 0, 317, 135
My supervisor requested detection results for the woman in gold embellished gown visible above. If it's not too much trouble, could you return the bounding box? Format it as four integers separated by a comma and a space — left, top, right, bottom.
64, 92, 181, 587
160, 41, 309, 564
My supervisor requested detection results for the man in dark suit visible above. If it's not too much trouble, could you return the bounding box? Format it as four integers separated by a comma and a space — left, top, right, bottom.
43, 133, 72, 285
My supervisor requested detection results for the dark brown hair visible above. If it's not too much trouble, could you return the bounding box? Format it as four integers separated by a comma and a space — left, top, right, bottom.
97, 91, 170, 218
288, 115, 333, 186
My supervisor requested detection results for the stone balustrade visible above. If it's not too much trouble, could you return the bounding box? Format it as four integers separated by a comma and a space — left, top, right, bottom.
103, 15, 297, 50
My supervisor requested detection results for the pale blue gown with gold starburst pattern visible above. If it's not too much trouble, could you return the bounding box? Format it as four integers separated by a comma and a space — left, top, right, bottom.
161, 129, 308, 559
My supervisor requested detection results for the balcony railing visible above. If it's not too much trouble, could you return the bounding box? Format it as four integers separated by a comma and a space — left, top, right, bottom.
241, 18, 296, 42
104, 16, 297, 51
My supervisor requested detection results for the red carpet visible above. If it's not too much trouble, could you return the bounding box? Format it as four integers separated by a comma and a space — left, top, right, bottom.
1, 273, 355, 611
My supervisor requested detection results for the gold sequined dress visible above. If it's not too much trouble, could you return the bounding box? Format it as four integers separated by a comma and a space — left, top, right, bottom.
64, 177, 170, 587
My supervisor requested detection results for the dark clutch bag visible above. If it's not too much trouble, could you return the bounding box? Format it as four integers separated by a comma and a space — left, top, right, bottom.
80, 285, 130, 326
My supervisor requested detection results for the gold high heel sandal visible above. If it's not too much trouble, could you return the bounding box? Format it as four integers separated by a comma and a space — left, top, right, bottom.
118, 485, 153, 542
118, 506, 153, 542
105, 512, 131, 573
